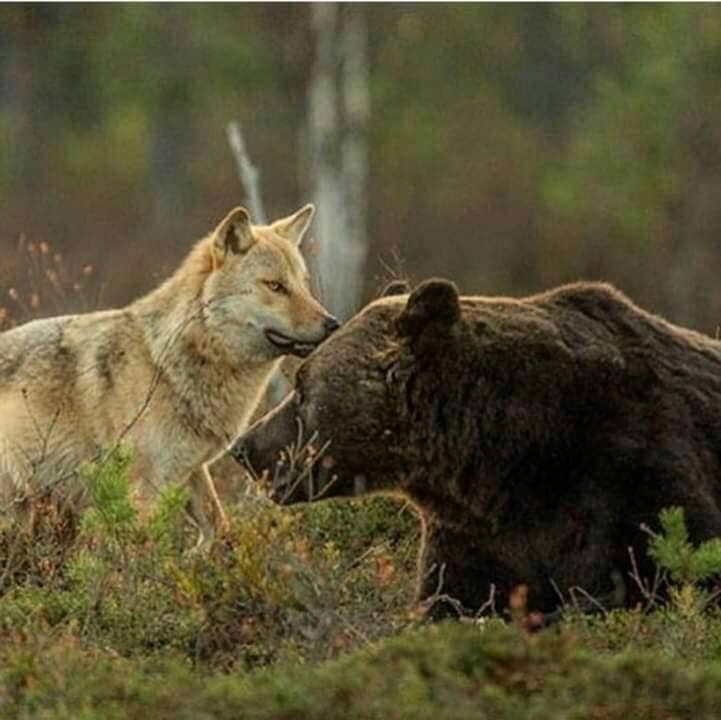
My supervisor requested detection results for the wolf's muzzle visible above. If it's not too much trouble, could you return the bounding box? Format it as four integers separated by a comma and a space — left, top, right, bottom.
264, 313, 339, 357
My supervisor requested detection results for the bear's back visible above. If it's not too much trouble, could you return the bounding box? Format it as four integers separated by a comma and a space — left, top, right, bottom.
533, 282, 721, 387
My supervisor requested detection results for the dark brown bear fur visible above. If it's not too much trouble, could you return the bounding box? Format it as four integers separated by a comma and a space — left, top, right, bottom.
232, 279, 721, 619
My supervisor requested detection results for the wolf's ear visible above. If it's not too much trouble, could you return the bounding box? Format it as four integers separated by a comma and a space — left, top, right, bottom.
381, 280, 410, 298
273, 204, 315, 247
213, 207, 254, 257
396, 279, 461, 339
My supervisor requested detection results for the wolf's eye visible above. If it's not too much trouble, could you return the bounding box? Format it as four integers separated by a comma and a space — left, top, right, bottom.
265, 280, 287, 294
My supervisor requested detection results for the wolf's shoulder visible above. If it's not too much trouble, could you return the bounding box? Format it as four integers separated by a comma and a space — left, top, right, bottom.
0, 315, 74, 384
0, 314, 75, 355
0, 309, 132, 385
0, 309, 128, 348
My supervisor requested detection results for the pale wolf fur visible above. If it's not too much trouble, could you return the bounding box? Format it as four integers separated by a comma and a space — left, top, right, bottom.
0, 204, 337, 545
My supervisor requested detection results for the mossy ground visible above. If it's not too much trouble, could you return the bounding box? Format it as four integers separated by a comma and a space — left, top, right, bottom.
2, 457, 721, 718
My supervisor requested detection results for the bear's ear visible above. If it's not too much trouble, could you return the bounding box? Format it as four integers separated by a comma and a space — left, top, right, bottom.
396, 278, 461, 338
213, 206, 255, 257
380, 279, 410, 298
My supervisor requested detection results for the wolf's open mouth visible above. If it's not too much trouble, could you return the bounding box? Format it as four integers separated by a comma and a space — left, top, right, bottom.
264, 329, 317, 357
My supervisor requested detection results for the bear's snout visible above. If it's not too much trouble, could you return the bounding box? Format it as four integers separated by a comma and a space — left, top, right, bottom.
228, 435, 252, 466
229, 389, 304, 488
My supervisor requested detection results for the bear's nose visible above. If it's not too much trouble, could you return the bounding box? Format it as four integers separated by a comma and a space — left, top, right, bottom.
323, 315, 340, 334
229, 437, 251, 466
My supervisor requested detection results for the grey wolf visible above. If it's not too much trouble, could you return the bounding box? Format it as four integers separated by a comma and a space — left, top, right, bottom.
0, 204, 337, 546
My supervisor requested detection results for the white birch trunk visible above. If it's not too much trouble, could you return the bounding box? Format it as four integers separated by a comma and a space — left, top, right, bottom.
340, 4, 370, 318
306, 2, 369, 321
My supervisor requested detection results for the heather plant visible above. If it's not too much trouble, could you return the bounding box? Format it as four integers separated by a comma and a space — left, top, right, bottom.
0, 233, 100, 331
3, 451, 721, 716
0, 450, 418, 669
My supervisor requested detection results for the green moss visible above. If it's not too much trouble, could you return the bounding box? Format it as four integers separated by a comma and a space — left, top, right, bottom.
3, 624, 721, 719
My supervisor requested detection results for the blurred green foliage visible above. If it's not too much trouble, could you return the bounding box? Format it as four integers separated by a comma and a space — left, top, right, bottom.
3, 5, 721, 328
4, 618, 721, 718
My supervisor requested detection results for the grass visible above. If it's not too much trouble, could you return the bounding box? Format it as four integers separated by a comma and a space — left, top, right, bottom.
2, 455, 721, 718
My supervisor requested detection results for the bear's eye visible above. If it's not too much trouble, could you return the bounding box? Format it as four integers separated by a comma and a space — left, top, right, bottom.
265, 280, 287, 294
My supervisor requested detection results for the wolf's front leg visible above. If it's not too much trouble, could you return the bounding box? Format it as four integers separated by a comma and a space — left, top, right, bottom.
187, 466, 228, 551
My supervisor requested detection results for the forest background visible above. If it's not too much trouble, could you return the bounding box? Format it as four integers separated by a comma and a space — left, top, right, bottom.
6, 7, 721, 716
3, 4, 721, 330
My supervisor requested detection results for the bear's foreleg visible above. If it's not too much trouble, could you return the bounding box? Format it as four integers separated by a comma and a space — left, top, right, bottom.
417, 520, 518, 620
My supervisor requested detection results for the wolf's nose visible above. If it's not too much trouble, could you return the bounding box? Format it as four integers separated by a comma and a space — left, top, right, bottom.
323, 315, 340, 334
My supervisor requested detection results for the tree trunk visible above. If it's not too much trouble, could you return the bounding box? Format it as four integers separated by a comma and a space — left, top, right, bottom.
306, 2, 369, 320
340, 4, 370, 316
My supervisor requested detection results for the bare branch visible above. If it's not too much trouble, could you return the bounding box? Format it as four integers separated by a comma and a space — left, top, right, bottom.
417, 562, 467, 619
627, 544, 665, 611
569, 585, 609, 617
226, 121, 266, 224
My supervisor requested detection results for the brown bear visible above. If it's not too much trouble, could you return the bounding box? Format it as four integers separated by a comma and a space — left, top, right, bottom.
231, 278, 721, 619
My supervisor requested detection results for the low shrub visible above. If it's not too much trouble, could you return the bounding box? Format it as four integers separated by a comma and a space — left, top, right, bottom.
3, 457, 721, 717
3, 622, 721, 719
0, 451, 419, 669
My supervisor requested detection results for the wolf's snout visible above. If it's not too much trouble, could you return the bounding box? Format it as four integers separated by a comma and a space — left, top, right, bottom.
263, 313, 337, 358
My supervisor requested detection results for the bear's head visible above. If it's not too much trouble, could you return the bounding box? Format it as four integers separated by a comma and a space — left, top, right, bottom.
230, 278, 465, 505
